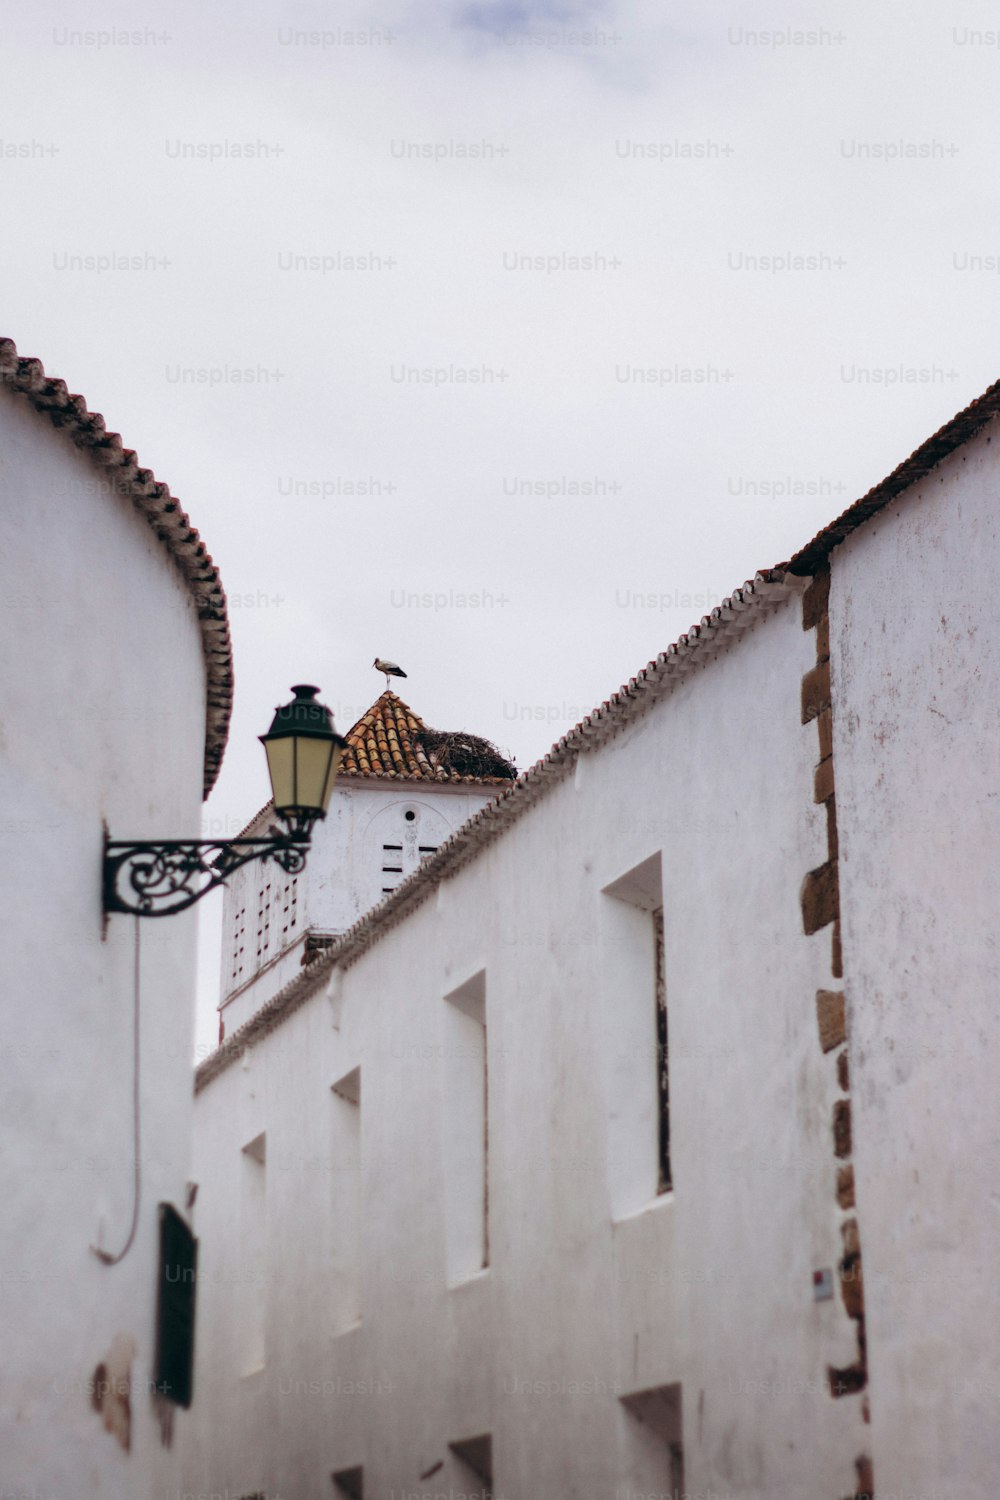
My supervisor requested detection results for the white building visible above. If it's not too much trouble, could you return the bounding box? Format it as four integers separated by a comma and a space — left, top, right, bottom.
217, 690, 516, 1038
184, 380, 1000, 1500
0, 339, 232, 1496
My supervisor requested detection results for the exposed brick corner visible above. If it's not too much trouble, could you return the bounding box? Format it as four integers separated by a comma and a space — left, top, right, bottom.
817, 707, 834, 760
802, 565, 831, 631
801, 563, 871, 1497
832, 918, 844, 979
816, 613, 831, 663
814, 755, 835, 804
817, 990, 846, 1052
839, 1453, 874, 1500
836, 1164, 856, 1209
829, 1360, 867, 1398
802, 861, 839, 934
802, 659, 833, 723
840, 1218, 864, 1320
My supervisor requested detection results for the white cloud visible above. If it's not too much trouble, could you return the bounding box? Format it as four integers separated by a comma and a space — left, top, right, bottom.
2, 0, 994, 1048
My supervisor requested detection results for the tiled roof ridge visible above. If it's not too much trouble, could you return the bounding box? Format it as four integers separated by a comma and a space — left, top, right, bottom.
343, 689, 429, 779
789, 377, 1000, 573
196, 569, 798, 1091
0, 338, 233, 796
342, 689, 514, 784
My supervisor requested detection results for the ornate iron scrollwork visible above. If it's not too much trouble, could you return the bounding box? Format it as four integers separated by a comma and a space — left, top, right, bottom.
103, 832, 311, 918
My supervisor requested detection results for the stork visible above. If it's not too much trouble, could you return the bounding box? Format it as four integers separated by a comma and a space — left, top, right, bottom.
374, 657, 408, 690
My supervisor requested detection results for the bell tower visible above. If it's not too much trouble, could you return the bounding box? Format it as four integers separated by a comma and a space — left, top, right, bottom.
217, 690, 516, 1038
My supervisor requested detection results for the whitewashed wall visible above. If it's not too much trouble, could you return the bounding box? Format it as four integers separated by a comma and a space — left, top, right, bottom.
831, 417, 1000, 1500
0, 387, 209, 1497
219, 781, 499, 1036
186, 591, 869, 1500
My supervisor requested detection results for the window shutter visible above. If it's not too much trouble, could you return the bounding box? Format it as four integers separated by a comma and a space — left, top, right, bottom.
154, 1202, 198, 1408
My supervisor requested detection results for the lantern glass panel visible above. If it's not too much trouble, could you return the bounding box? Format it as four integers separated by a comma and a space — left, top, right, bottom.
295, 735, 338, 813
263, 736, 296, 813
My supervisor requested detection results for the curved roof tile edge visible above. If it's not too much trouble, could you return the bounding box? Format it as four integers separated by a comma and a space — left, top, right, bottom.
196, 569, 798, 1092
789, 377, 1000, 575
0, 338, 233, 797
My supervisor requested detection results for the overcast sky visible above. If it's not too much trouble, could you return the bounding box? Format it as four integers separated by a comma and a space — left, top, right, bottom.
7, 0, 1000, 1050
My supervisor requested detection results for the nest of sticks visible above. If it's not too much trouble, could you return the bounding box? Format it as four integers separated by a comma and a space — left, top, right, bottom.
417, 728, 517, 780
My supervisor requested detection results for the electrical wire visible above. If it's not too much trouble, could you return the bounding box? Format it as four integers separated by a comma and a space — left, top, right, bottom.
91, 917, 142, 1266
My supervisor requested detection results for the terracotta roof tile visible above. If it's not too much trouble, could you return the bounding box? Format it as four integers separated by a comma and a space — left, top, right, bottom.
232, 689, 517, 839
0, 337, 233, 796
339, 691, 514, 785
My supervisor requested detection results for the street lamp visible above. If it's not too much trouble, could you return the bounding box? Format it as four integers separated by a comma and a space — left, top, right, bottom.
103, 685, 347, 918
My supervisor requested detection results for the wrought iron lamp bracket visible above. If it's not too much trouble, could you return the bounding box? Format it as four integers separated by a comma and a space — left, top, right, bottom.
103, 829, 312, 918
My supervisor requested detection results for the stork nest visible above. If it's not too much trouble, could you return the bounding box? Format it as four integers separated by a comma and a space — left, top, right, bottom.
416, 728, 517, 780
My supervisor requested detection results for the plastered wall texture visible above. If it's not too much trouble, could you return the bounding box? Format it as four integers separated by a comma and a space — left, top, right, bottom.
828, 417, 1000, 1500
0, 364, 222, 1495
184, 588, 870, 1500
